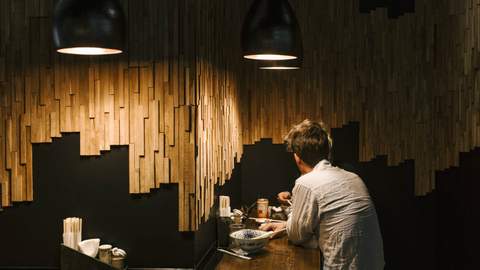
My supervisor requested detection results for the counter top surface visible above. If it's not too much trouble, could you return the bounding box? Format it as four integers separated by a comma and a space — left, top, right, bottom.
215, 235, 320, 270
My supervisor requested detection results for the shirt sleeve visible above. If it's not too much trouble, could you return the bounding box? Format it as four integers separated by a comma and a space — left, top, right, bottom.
286, 183, 319, 246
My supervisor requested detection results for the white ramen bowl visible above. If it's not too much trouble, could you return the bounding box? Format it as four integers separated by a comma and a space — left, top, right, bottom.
229, 229, 269, 253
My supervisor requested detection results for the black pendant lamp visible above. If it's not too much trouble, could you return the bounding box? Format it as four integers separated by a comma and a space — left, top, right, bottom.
53, 0, 126, 55
241, 0, 303, 61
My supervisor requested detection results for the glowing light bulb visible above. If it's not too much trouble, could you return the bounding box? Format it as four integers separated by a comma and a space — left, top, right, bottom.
243, 54, 297, 60
57, 47, 122, 55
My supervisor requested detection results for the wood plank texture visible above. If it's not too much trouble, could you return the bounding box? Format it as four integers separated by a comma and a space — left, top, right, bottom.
2, 0, 480, 231
240, 0, 480, 196
0, 0, 244, 231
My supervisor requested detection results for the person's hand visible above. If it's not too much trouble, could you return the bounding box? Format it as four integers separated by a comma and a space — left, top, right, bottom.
259, 222, 286, 232
277, 191, 291, 204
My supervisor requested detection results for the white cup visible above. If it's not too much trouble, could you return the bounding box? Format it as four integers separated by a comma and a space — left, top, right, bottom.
98, 244, 112, 264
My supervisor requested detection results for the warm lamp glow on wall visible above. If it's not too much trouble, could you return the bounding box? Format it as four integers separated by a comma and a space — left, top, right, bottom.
241, 0, 303, 61
53, 0, 126, 55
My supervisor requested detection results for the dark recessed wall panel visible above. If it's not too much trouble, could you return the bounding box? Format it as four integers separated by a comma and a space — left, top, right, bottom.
240, 139, 299, 207
436, 148, 480, 270
0, 134, 194, 269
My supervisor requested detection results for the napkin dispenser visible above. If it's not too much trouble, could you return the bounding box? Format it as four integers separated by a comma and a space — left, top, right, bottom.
219, 195, 231, 217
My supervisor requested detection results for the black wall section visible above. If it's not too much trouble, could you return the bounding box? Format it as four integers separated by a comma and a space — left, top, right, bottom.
436, 148, 480, 270
240, 140, 299, 206
0, 134, 194, 269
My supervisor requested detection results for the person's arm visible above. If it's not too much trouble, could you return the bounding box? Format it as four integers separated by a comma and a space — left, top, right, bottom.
286, 183, 319, 246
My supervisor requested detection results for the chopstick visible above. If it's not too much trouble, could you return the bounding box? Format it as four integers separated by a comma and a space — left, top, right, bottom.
217, 248, 252, 260
63, 217, 82, 250
248, 217, 285, 223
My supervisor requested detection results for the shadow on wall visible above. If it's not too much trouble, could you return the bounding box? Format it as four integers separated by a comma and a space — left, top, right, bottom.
0, 133, 194, 269
238, 122, 477, 270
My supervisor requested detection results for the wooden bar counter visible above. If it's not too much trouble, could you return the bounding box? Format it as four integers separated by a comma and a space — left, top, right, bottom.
216, 235, 321, 270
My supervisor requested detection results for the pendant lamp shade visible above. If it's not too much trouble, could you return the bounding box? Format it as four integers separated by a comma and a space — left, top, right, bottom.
53, 0, 126, 55
241, 0, 303, 61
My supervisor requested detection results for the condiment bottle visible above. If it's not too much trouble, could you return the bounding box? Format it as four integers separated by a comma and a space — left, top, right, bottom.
257, 198, 269, 218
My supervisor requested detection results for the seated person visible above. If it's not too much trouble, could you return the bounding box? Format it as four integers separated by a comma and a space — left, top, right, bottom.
260, 119, 384, 270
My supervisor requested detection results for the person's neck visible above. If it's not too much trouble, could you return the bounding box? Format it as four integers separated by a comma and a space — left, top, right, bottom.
299, 164, 313, 175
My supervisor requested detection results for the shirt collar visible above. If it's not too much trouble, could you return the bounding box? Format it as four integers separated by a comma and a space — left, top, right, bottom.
313, 159, 331, 171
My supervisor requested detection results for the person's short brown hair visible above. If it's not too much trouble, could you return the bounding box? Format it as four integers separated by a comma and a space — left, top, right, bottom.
284, 119, 332, 167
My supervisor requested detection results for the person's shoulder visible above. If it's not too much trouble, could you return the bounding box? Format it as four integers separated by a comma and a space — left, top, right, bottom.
327, 165, 362, 180
339, 167, 361, 179
295, 171, 322, 189
296, 166, 363, 188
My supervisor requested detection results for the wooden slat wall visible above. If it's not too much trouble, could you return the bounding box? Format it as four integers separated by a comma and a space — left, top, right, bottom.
241, 0, 480, 196
2, 0, 480, 228
0, 0, 246, 230
194, 0, 244, 227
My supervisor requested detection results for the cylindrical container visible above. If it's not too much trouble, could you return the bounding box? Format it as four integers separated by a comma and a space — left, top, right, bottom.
98, 244, 112, 264
233, 213, 242, 224
257, 198, 269, 218
111, 256, 125, 269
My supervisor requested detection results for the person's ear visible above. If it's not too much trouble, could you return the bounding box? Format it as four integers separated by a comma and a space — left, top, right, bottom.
293, 153, 301, 165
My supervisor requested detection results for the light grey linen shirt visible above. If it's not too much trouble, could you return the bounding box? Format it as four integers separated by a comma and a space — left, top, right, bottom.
286, 160, 385, 270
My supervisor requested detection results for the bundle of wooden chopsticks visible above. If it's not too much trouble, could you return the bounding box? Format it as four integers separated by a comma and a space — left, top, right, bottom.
63, 217, 82, 250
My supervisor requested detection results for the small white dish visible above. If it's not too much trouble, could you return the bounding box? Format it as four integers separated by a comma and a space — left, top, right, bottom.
78, 238, 100, 258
